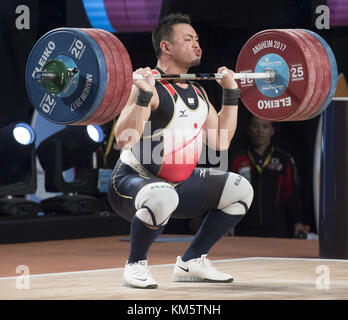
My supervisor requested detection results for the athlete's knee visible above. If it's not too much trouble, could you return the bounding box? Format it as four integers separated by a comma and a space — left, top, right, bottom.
236, 174, 254, 209
134, 182, 179, 226
217, 172, 254, 215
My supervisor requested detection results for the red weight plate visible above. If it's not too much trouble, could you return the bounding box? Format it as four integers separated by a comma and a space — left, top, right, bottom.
236, 29, 316, 121
88, 29, 124, 124
95, 30, 133, 121
76, 29, 115, 125
290, 30, 325, 120
296, 30, 331, 120
77, 28, 117, 125
281, 29, 320, 121
102, 31, 133, 119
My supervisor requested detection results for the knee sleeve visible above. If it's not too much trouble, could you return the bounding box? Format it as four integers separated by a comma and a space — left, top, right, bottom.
217, 172, 254, 215
134, 182, 179, 226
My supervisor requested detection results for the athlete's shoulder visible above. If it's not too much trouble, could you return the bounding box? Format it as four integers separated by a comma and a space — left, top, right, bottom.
189, 81, 210, 104
189, 81, 205, 93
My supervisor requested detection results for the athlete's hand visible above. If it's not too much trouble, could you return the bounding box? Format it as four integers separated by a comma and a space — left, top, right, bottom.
216, 67, 238, 89
133, 67, 155, 91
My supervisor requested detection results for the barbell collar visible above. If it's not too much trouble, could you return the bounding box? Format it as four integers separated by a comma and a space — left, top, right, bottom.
35, 71, 58, 82
35, 67, 78, 83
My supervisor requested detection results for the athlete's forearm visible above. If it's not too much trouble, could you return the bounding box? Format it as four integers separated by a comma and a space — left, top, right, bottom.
115, 68, 155, 149
216, 105, 238, 150
114, 100, 152, 149
214, 85, 239, 150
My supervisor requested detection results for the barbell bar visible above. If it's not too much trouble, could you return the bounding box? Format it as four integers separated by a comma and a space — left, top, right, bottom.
132, 70, 275, 81
36, 68, 274, 84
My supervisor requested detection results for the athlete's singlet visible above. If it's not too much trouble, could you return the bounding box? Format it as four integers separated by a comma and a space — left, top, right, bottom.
124, 67, 209, 183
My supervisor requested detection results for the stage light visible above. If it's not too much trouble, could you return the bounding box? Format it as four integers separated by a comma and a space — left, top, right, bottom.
0, 122, 39, 217
87, 125, 104, 143
13, 123, 35, 145
0, 122, 36, 173
37, 125, 105, 214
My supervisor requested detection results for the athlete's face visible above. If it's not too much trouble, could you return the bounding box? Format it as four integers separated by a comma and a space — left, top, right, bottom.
169, 23, 202, 67
248, 117, 275, 148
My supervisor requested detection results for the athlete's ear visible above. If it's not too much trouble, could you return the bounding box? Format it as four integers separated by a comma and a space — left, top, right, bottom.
160, 40, 171, 56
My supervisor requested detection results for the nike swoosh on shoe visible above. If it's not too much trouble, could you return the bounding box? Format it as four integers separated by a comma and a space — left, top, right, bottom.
178, 266, 189, 272
134, 277, 147, 281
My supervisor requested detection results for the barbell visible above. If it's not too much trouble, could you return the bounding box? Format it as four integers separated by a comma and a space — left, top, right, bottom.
25, 27, 338, 125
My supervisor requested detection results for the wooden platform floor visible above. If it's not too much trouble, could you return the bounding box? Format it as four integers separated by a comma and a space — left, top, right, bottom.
0, 235, 319, 277
1, 235, 347, 300
1, 258, 347, 300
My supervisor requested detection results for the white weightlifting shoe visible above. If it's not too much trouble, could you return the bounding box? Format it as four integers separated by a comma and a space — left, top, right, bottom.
123, 260, 158, 289
173, 254, 233, 283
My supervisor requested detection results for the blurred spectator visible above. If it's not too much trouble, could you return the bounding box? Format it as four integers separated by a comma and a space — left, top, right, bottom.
229, 115, 307, 238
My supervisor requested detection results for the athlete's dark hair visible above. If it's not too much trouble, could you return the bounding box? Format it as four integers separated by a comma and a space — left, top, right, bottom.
152, 13, 191, 59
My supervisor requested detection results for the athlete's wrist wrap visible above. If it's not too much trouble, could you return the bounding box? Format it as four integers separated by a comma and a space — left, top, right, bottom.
135, 89, 153, 107
222, 88, 240, 106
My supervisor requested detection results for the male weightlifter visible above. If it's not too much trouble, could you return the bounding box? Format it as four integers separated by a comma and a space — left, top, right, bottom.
108, 13, 254, 289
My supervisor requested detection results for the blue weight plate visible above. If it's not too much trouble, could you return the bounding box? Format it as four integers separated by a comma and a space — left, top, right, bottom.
25, 28, 108, 124
301, 29, 338, 119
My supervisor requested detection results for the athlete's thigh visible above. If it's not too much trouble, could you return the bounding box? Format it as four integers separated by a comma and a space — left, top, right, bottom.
172, 167, 228, 219
108, 159, 162, 222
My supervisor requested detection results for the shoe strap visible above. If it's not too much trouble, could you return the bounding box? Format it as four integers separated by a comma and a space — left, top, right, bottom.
128, 260, 148, 266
